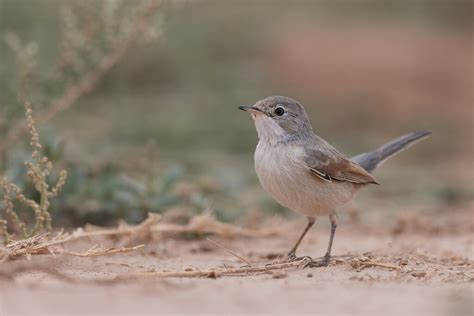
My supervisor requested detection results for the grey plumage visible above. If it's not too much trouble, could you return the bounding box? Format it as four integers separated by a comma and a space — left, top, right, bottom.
351, 131, 432, 173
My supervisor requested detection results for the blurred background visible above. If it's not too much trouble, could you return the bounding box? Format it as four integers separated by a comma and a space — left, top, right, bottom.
0, 0, 472, 229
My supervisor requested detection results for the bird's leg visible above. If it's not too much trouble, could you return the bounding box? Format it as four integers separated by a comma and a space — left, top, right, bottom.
286, 217, 315, 261
305, 211, 337, 268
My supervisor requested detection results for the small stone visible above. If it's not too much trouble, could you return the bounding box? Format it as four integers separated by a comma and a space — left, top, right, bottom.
306, 273, 313, 278
266, 253, 281, 260
411, 271, 427, 278
207, 271, 217, 279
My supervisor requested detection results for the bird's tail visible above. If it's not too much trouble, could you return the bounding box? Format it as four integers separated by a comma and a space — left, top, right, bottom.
351, 131, 431, 173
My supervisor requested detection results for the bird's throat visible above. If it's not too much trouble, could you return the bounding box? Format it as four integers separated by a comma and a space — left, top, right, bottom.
254, 116, 291, 146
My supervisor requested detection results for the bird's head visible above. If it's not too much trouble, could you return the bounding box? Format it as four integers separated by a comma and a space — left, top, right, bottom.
239, 96, 313, 144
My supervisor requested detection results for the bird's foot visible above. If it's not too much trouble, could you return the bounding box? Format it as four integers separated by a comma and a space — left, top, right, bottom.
286, 251, 313, 263
304, 254, 331, 268
265, 252, 312, 267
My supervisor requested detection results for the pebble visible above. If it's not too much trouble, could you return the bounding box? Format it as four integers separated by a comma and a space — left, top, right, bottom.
411, 271, 427, 278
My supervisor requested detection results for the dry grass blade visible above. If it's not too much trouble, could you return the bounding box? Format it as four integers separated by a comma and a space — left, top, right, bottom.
206, 237, 252, 266
52, 244, 144, 257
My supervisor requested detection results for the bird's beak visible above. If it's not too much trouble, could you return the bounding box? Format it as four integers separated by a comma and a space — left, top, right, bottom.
238, 105, 263, 114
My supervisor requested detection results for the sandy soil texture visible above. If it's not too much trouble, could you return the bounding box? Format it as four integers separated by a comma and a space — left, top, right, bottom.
0, 212, 473, 316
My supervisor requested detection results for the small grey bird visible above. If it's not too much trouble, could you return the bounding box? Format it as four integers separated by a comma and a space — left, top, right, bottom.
239, 96, 430, 267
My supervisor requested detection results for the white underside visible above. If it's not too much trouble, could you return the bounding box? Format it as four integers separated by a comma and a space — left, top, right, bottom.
252, 115, 359, 218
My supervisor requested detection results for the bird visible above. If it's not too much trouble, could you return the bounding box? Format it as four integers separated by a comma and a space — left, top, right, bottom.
239, 96, 431, 267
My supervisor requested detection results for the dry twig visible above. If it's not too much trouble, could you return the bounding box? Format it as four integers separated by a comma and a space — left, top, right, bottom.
0, 231, 143, 262
51, 244, 144, 258
122, 259, 308, 279
332, 252, 401, 271
121, 251, 401, 280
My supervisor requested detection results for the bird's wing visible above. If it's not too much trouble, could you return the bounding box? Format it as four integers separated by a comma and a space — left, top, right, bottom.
304, 143, 379, 185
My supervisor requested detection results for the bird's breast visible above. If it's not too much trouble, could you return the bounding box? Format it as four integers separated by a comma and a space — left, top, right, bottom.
254, 142, 356, 217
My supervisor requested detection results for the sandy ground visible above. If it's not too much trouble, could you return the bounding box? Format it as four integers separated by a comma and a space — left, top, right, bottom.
0, 214, 473, 316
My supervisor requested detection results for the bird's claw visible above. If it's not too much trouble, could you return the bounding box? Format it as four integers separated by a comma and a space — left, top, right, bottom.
286, 252, 297, 261
286, 252, 313, 263
264, 253, 313, 266
303, 255, 331, 268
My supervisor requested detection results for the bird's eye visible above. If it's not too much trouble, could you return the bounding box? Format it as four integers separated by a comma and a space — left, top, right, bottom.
274, 107, 285, 116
